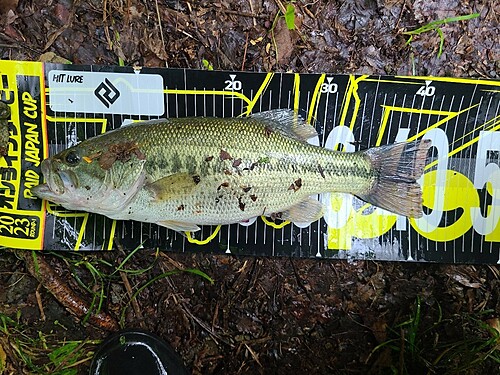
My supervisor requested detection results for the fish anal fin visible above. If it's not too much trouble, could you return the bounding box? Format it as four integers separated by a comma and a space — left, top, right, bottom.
146, 172, 199, 201
360, 139, 432, 218
251, 109, 317, 142
156, 220, 201, 232
279, 197, 324, 223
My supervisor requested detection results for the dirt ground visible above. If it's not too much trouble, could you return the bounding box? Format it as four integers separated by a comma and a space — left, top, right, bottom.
1, 0, 499, 374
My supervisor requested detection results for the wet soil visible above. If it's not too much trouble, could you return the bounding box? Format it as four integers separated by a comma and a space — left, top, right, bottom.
1, 1, 499, 374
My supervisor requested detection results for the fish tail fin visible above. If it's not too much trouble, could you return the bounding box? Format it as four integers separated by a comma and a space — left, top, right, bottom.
358, 139, 432, 218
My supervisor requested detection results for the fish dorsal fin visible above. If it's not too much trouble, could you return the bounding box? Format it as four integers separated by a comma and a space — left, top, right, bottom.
120, 118, 169, 128
146, 172, 200, 201
251, 109, 317, 142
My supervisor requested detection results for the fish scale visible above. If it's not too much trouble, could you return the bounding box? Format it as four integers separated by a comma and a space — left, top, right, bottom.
32, 110, 431, 232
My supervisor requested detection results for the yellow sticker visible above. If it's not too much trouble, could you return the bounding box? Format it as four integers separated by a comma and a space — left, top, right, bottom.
0, 60, 46, 250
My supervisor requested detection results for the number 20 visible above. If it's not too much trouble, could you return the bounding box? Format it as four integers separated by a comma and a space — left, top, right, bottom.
224, 79, 242, 91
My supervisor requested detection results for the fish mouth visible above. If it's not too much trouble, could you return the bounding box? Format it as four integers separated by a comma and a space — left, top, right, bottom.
30, 183, 54, 200
31, 159, 78, 201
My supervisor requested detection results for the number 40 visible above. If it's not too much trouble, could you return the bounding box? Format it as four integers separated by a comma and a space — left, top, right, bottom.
416, 81, 435, 97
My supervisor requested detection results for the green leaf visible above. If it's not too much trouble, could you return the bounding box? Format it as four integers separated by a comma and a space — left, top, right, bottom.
284, 4, 295, 30
202, 59, 214, 71
184, 268, 214, 284
403, 13, 480, 36
48, 342, 80, 366
436, 28, 445, 58
402, 13, 479, 58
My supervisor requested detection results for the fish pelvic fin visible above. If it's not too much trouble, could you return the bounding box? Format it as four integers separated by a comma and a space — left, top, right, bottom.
156, 220, 201, 232
251, 109, 317, 142
358, 139, 432, 218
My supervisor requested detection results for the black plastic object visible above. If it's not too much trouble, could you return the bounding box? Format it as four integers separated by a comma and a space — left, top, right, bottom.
89, 329, 189, 375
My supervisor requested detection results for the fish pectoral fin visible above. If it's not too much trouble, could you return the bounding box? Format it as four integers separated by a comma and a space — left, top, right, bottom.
251, 109, 317, 142
156, 220, 201, 232
279, 197, 324, 223
146, 172, 199, 201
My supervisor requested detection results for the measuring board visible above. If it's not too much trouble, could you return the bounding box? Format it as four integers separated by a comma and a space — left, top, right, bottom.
0, 60, 499, 264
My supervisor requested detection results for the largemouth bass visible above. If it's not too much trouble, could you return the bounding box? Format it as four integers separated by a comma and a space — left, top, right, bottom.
32, 110, 431, 232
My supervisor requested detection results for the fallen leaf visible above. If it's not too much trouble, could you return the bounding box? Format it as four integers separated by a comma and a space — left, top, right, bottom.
54, 3, 70, 24
3, 23, 23, 40
0, 0, 18, 15
2, 9, 16, 25
39, 52, 72, 64
128, 5, 143, 18
370, 319, 388, 344
250, 36, 263, 45
449, 273, 482, 289
273, 18, 294, 65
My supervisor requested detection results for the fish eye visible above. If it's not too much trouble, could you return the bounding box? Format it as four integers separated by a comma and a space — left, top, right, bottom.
65, 151, 81, 165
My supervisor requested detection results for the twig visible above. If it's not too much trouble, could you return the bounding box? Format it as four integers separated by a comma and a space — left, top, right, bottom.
125, 0, 131, 24
120, 271, 145, 328
298, 3, 315, 19
241, 32, 249, 71
244, 343, 262, 367
399, 327, 405, 374
273, 0, 287, 14
166, 276, 234, 348
219, 9, 268, 19
155, 0, 168, 67
19, 251, 119, 331
181, 30, 196, 40
0, 32, 43, 54
156, 255, 230, 345
394, 0, 407, 31
487, 265, 500, 279
159, 253, 187, 270
289, 258, 312, 300
35, 284, 46, 321
102, 0, 113, 51
212, 301, 220, 330
247, 0, 257, 26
